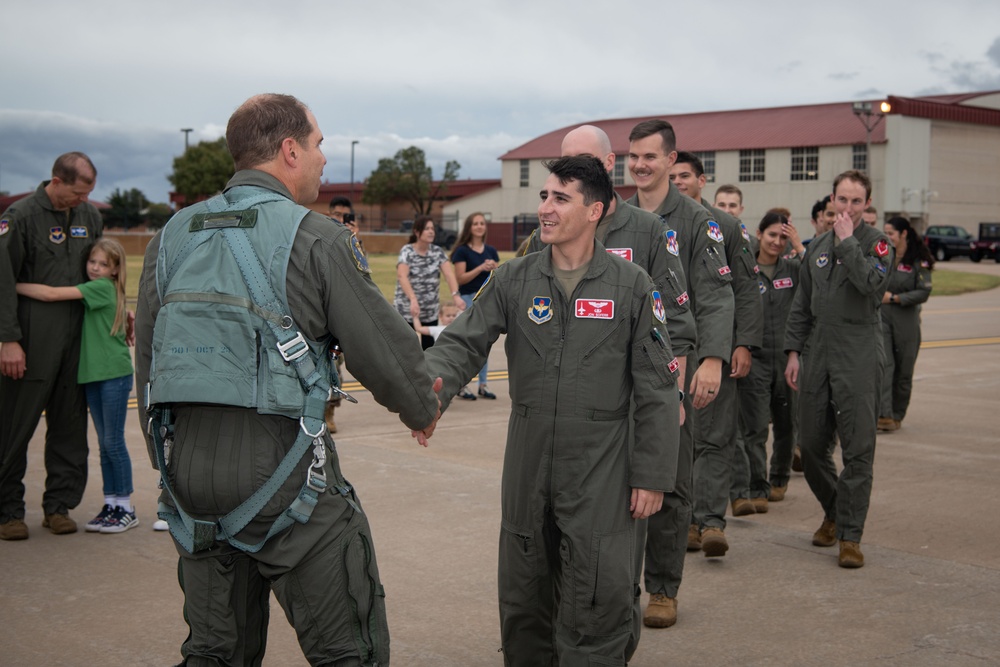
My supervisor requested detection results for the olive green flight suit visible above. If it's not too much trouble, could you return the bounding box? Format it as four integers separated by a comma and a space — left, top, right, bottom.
689, 203, 762, 529
0, 182, 101, 523
880, 260, 931, 421
424, 242, 679, 667
738, 256, 800, 492
134, 170, 439, 667
785, 224, 893, 543
627, 182, 734, 597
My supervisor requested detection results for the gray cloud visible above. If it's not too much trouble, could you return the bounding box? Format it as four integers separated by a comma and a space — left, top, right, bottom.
829, 72, 860, 81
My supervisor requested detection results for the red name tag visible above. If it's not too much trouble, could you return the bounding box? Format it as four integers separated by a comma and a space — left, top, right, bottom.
575, 299, 615, 319
898, 264, 913, 273
606, 248, 634, 262
676, 292, 689, 306
718, 265, 731, 276
773, 277, 794, 289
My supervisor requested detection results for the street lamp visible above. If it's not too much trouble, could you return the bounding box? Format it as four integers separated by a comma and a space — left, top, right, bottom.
851, 101, 891, 173
181, 128, 194, 152
350, 140, 359, 203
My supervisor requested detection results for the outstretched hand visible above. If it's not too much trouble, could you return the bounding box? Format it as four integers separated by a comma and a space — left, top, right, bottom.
411, 377, 444, 447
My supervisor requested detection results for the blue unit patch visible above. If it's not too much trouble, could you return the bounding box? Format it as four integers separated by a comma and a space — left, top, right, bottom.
816, 252, 829, 268
348, 235, 370, 274
49, 226, 66, 244
758, 279, 767, 295
707, 220, 724, 243
70, 226, 88, 238
651, 290, 666, 323
740, 222, 750, 242
528, 296, 553, 324
876, 262, 886, 274
0, 219, 9, 236
665, 229, 679, 256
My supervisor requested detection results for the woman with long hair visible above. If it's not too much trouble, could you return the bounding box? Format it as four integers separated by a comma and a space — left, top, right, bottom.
450, 212, 500, 399
878, 217, 933, 432
394, 216, 465, 351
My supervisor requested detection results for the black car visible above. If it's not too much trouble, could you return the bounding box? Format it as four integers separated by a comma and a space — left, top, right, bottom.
975, 222, 1000, 263
924, 225, 976, 262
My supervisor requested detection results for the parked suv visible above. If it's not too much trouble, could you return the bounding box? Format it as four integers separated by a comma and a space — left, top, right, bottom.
924, 225, 976, 262
975, 222, 1000, 263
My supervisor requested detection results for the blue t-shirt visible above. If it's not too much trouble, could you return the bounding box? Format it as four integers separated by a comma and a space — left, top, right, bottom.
451, 244, 499, 295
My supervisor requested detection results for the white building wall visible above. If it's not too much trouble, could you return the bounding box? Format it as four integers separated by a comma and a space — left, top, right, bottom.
927, 121, 1000, 233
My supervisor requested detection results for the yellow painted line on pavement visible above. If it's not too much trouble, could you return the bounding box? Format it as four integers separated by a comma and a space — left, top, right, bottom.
921, 337, 1000, 349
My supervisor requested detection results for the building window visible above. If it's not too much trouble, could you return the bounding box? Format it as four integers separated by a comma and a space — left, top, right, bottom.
790, 147, 819, 181
693, 151, 716, 183
519, 160, 530, 188
611, 158, 625, 186
739, 149, 765, 182
853, 144, 868, 172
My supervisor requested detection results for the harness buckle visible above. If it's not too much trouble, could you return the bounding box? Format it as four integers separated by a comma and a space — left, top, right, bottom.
299, 417, 326, 439
276, 331, 309, 362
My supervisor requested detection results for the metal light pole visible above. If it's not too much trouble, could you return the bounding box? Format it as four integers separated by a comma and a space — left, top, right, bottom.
181, 128, 193, 152
851, 101, 891, 173
350, 140, 359, 203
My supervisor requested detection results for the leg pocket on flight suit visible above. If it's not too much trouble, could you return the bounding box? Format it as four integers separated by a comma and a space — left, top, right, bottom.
584, 529, 633, 637
498, 520, 541, 613
342, 528, 390, 666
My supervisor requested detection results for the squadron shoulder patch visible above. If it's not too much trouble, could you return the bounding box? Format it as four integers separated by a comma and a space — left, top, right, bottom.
575, 299, 614, 319
474, 269, 495, 301
665, 229, 679, 256
816, 252, 830, 268
528, 296, 552, 324
0, 219, 9, 237
758, 279, 767, 295
49, 226, 66, 244
348, 235, 370, 274
875, 239, 890, 257
740, 222, 750, 243
651, 290, 666, 323
707, 220, 724, 243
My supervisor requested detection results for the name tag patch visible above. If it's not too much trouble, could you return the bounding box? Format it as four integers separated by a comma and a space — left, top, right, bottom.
773, 277, 794, 289
528, 296, 553, 324
607, 247, 633, 262
718, 265, 731, 276
575, 299, 614, 319
898, 264, 913, 273
70, 226, 88, 238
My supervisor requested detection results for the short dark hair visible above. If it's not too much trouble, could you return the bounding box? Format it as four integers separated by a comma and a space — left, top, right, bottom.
543, 155, 613, 223
226, 94, 314, 170
833, 169, 873, 201
628, 119, 677, 154
674, 151, 704, 178
329, 196, 353, 211
52, 152, 96, 185
811, 195, 832, 222
715, 184, 743, 204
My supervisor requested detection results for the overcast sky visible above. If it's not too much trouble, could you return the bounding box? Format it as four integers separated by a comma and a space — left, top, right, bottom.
2, 0, 999, 205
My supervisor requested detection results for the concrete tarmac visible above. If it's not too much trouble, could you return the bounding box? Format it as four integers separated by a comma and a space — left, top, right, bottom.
3, 261, 999, 666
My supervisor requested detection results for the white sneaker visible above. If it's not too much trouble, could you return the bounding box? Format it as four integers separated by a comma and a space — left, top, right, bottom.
153, 519, 169, 532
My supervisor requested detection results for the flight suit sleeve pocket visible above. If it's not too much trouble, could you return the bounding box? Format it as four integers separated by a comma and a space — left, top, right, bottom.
634, 338, 676, 389
701, 246, 734, 288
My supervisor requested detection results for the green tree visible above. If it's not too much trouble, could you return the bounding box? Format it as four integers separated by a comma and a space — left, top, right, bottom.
362, 146, 460, 215
104, 187, 150, 229
144, 202, 174, 229
168, 137, 234, 204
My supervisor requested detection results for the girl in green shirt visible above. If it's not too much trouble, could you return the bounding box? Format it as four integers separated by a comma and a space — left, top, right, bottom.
16, 239, 138, 533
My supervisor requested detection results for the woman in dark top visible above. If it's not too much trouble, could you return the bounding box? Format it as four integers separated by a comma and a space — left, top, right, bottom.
451, 212, 500, 399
